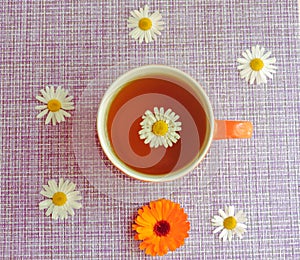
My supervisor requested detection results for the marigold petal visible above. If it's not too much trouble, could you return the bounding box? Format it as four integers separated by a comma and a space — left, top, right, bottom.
144, 243, 156, 256
132, 223, 139, 231
170, 211, 188, 224
133, 199, 189, 256
156, 237, 169, 256
161, 199, 173, 219
166, 203, 183, 222
149, 236, 161, 255
135, 226, 154, 239
161, 199, 174, 220
169, 230, 189, 242
135, 215, 154, 227
141, 206, 157, 224
140, 235, 161, 256
167, 234, 185, 249
137, 208, 144, 215
169, 220, 190, 233
149, 200, 163, 220
139, 241, 147, 250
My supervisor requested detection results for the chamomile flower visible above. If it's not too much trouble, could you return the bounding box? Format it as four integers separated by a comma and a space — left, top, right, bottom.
35, 85, 74, 125
139, 107, 182, 149
39, 178, 82, 220
211, 206, 247, 242
237, 45, 277, 84
127, 5, 164, 43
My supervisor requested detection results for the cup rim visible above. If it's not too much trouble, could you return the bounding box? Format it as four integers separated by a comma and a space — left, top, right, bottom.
96, 64, 215, 182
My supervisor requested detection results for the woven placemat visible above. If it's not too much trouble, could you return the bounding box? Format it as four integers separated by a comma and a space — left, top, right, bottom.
1, 1, 299, 259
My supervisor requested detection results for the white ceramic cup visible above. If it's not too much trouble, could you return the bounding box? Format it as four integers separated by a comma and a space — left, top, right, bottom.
97, 65, 252, 182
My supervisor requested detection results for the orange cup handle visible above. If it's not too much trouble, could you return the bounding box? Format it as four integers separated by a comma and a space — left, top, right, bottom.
213, 120, 253, 140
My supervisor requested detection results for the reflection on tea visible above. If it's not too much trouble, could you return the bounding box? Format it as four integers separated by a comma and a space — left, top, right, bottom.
107, 78, 209, 175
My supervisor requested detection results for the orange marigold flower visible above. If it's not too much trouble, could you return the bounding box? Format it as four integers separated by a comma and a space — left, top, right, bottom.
132, 199, 190, 256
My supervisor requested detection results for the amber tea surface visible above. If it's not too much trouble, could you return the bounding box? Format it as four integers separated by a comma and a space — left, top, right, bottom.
107, 77, 209, 175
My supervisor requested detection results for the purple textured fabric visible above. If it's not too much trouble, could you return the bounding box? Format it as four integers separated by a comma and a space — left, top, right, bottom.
1, 1, 299, 259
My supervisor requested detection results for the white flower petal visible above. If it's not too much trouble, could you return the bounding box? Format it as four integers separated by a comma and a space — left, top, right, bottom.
212, 206, 247, 242
127, 5, 163, 43
228, 230, 233, 242
237, 63, 249, 70
61, 103, 74, 110
138, 32, 145, 44
58, 178, 65, 189
52, 115, 57, 125
40, 189, 54, 198
261, 50, 272, 60
235, 210, 247, 222
64, 182, 76, 194
133, 9, 143, 19
48, 180, 58, 192
60, 110, 71, 118
65, 203, 75, 216
228, 206, 235, 216
130, 11, 140, 19
35, 104, 48, 110
150, 11, 162, 21
240, 67, 252, 78
237, 57, 249, 64
250, 71, 257, 84
60, 179, 70, 191
129, 27, 141, 38
237, 46, 276, 84
67, 190, 81, 199
39, 179, 82, 220
218, 209, 227, 218
45, 111, 53, 125
36, 86, 74, 125
40, 89, 50, 101
219, 229, 228, 241
213, 226, 224, 233
35, 95, 47, 104
259, 46, 265, 57
68, 200, 82, 210
54, 111, 63, 123
264, 57, 276, 65
45, 204, 54, 217
39, 199, 52, 210
139, 107, 181, 149
235, 226, 246, 238
245, 49, 253, 60
49, 86, 55, 99
36, 109, 49, 119
42, 184, 54, 194
212, 215, 224, 225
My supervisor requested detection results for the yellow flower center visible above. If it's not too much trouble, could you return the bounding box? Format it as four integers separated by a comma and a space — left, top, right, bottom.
138, 17, 152, 31
52, 192, 67, 206
47, 99, 62, 112
152, 120, 169, 136
223, 216, 237, 230
250, 58, 264, 71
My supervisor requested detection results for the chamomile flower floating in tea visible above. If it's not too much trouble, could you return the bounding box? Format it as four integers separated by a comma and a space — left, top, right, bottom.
139, 107, 182, 148
35, 85, 74, 125
211, 206, 247, 242
39, 178, 82, 220
132, 199, 190, 256
237, 45, 277, 84
127, 5, 164, 43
